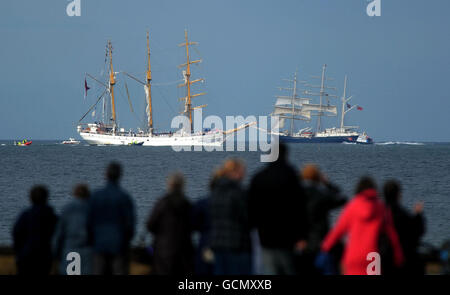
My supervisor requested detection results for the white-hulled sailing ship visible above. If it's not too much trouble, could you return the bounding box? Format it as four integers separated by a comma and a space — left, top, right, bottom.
77, 31, 248, 146
270, 64, 372, 143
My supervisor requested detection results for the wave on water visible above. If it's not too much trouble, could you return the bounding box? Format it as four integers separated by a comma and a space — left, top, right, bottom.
375, 141, 425, 146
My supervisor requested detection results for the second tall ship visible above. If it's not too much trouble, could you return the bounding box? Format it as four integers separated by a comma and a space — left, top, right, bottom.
77, 31, 247, 146
270, 65, 373, 144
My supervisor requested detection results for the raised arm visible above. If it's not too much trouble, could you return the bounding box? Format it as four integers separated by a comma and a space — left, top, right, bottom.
321, 201, 353, 252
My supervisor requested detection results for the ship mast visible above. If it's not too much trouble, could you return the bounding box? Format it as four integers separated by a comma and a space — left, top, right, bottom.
340, 75, 357, 129
146, 32, 154, 134
316, 64, 326, 132
340, 75, 348, 129
303, 64, 338, 133
273, 70, 310, 134
108, 40, 117, 129
178, 30, 206, 133
290, 71, 298, 135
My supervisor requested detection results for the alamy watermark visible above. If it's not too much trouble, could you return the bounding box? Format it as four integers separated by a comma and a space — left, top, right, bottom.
65, 250, 382, 275
66, 252, 81, 275
66, 0, 81, 17
170, 111, 280, 163
366, 0, 381, 17
366, 252, 381, 275
66, 1, 381, 18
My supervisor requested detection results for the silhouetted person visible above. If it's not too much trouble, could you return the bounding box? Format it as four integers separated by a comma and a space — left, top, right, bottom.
147, 172, 194, 275
299, 164, 346, 274
382, 180, 426, 275
191, 169, 221, 275
12, 185, 58, 275
209, 159, 252, 275
88, 162, 135, 275
319, 177, 404, 275
248, 143, 307, 275
53, 184, 92, 275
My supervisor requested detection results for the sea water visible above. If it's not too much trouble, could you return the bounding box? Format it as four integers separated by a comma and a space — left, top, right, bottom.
0, 140, 449, 247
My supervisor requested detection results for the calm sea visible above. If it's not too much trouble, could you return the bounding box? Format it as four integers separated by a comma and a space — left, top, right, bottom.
0, 140, 449, 247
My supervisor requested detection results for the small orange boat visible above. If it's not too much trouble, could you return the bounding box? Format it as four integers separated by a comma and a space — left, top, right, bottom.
15, 140, 32, 146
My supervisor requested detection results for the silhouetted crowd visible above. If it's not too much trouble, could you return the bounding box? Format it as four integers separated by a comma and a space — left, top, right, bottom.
12, 144, 428, 275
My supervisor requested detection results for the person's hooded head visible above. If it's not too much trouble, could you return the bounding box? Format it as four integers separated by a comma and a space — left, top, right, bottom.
354, 176, 381, 221
355, 176, 377, 195
106, 162, 122, 184
383, 180, 401, 206
30, 185, 49, 206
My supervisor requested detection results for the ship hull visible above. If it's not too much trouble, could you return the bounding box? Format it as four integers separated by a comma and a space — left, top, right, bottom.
280, 134, 359, 143
79, 132, 224, 146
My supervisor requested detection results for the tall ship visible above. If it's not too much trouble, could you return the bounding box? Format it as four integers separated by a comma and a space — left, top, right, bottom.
270, 64, 370, 143
77, 31, 246, 146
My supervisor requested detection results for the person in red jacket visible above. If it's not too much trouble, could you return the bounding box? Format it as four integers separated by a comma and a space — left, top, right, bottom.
320, 177, 404, 275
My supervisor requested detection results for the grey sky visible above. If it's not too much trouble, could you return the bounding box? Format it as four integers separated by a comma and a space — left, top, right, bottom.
0, 0, 449, 141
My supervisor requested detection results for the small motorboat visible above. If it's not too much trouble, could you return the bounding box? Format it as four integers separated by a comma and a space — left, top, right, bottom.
128, 141, 144, 146
356, 132, 374, 145
62, 138, 80, 145
15, 140, 32, 146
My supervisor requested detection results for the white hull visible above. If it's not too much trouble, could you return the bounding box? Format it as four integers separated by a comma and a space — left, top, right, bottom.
79, 131, 224, 146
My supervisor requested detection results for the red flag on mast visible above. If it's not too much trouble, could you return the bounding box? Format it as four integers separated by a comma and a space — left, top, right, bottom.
357, 106, 363, 111
84, 78, 90, 99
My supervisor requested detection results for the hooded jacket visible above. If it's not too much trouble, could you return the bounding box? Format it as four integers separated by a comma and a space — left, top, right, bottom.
321, 188, 404, 275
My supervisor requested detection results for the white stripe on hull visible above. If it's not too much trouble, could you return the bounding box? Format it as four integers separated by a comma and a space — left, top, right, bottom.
79, 132, 224, 146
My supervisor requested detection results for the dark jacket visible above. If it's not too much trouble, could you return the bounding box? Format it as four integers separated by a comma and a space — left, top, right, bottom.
385, 203, 426, 274
303, 181, 346, 252
147, 192, 194, 275
192, 197, 211, 252
53, 198, 93, 275
192, 196, 213, 275
12, 204, 58, 274
88, 182, 135, 255
248, 159, 307, 249
209, 178, 252, 252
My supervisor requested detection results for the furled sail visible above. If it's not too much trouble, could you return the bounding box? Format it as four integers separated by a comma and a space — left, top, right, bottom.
301, 103, 337, 115
270, 117, 286, 129
144, 85, 151, 126
278, 117, 285, 129
273, 106, 311, 119
275, 96, 310, 107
